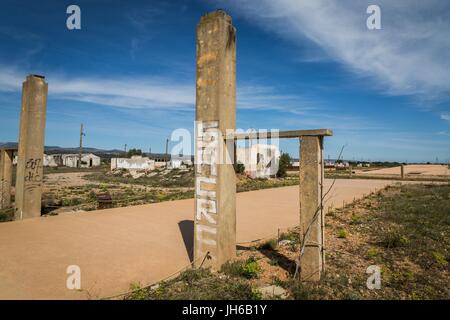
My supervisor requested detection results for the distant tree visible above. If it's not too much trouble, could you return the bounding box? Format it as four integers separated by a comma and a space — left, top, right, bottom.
234, 162, 245, 174
127, 148, 142, 157
277, 153, 291, 178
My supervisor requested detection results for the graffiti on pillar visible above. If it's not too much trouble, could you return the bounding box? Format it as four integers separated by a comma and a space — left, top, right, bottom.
24, 158, 43, 191
0, 177, 5, 208
195, 121, 220, 261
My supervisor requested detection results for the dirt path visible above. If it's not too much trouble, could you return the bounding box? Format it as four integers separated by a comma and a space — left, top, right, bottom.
0, 179, 431, 299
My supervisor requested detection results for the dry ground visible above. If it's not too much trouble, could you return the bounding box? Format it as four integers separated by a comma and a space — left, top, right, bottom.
128, 183, 449, 300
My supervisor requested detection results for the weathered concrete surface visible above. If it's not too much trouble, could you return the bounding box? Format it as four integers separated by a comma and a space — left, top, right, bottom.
299, 136, 323, 281
0, 149, 14, 209
15, 75, 48, 220
0, 179, 420, 299
194, 10, 236, 269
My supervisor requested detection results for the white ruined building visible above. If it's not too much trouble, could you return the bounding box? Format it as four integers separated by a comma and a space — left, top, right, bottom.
43, 154, 61, 167
13, 153, 100, 168
236, 144, 280, 178
111, 155, 155, 171
169, 155, 193, 169
62, 153, 101, 168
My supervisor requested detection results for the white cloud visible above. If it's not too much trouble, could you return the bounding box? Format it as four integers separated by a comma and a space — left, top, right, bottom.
441, 113, 450, 122
50, 77, 195, 110
219, 0, 450, 99
0, 66, 317, 114
237, 85, 319, 114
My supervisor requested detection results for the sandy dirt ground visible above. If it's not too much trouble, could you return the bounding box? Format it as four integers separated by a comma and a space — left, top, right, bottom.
0, 179, 435, 299
359, 164, 450, 177
43, 172, 94, 189
43, 171, 149, 192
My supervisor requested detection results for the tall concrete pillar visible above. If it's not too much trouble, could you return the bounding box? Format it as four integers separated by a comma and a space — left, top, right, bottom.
14, 75, 48, 220
0, 149, 14, 209
401, 164, 405, 179
299, 136, 324, 281
194, 10, 236, 269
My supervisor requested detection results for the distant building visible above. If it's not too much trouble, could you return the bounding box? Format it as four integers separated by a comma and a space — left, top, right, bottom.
357, 163, 371, 168
236, 144, 280, 178
148, 154, 170, 168
43, 154, 61, 167
111, 155, 155, 171
13, 153, 100, 168
324, 161, 336, 169
290, 160, 299, 169
169, 155, 193, 169
335, 161, 350, 170
62, 153, 101, 168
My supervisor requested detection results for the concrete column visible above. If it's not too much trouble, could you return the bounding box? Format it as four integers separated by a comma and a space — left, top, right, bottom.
14, 75, 48, 220
0, 149, 14, 209
299, 136, 324, 281
401, 164, 405, 179
194, 10, 236, 269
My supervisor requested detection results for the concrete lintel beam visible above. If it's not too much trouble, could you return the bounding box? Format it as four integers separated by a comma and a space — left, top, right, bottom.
229, 129, 333, 140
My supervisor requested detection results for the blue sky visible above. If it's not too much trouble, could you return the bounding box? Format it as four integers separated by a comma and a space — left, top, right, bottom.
0, 0, 449, 162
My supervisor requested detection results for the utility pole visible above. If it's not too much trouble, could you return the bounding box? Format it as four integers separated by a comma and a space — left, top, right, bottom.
124, 144, 127, 153
165, 138, 169, 155
165, 138, 169, 168
78, 124, 85, 168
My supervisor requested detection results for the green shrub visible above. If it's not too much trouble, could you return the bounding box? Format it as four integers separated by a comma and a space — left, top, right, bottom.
337, 228, 348, 239
221, 260, 246, 277
366, 247, 379, 259
279, 230, 300, 244
242, 257, 262, 279
221, 257, 261, 279
431, 251, 448, 268
258, 239, 278, 251
234, 162, 245, 174
381, 231, 409, 248
276, 153, 291, 178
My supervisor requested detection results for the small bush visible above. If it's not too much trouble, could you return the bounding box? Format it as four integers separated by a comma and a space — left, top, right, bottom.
234, 162, 245, 174
242, 257, 262, 279
350, 214, 363, 225
431, 251, 448, 268
221, 260, 245, 277
258, 239, 278, 251
221, 256, 261, 279
0, 210, 13, 222
381, 231, 409, 248
366, 247, 379, 259
279, 230, 300, 244
337, 228, 348, 239
277, 153, 291, 178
